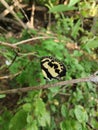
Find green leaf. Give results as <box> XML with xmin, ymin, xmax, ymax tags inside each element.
<box><xmin>86</xmin><ymin>38</ymin><xmax>98</xmax><ymax>48</ymax></box>
<box><xmin>49</xmin><ymin>4</ymin><xmax>76</xmax><ymax>13</ymax></box>
<box><xmin>60</xmin><ymin>119</ymin><xmax>83</xmax><ymax>130</ymax></box>
<box><xmin>0</xmin><ymin>94</ymin><xmax>6</xmax><ymax>98</ymax></box>
<box><xmin>71</xmin><ymin>20</ymin><xmax>81</xmax><ymax>39</ymax></box>
<box><xmin>38</xmin><ymin>112</ymin><xmax>50</xmax><ymax>126</ymax></box>
<box><xmin>35</xmin><ymin>98</ymin><xmax>46</xmax><ymax>116</ymax></box>
<box><xmin>74</xmin><ymin>105</ymin><xmax>88</xmax><ymax>124</ymax></box>
<box><xmin>27</xmin><ymin>115</ymin><xmax>33</xmax><ymax>124</ymax></box>
<box><xmin>0</xmin><ymin>110</ymin><xmax>12</xmax><ymax>130</ymax></box>
<box><xmin>35</xmin><ymin>98</ymin><xmax>50</xmax><ymax>126</ymax></box>
<box><xmin>60</xmin><ymin>120</ymin><xmax>72</xmax><ymax>130</ymax></box>
<box><xmin>9</xmin><ymin>110</ymin><xmax>27</xmax><ymax>130</ymax></box>
<box><xmin>68</xmin><ymin>0</ymin><xmax>80</xmax><ymax>7</ymax></box>
<box><xmin>73</xmin><ymin>88</ymin><xmax>83</xmax><ymax>102</ymax></box>
<box><xmin>0</xmin><ymin>36</ymin><xmax>6</xmax><ymax>41</ymax></box>
<box><xmin>17</xmin><ymin>11</ymin><xmax>24</xmax><ymax>19</ymax></box>
<box><xmin>26</xmin><ymin>120</ymin><xmax>38</xmax><ymax>130</ymax></box>
<box><xmin>61</xmin><ymin>105</ymin><xmax>68</xmax><ymax>117</ymax></box>
<box><xmin>22</xmin><ymin>103</ymin><xmax>32</xmax><ymax>112</ymax></box>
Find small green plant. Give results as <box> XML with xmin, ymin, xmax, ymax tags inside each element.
<box><xmin>0</xmin><ymin>0</ymin><xmax>98</xmax><ymax>130</ymax></box>
<box><xmin>1</xmin><ymin>35</ymin><xmax>98</xmax><ymax>129</ymax></box>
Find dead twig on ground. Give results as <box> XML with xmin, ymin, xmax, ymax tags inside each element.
<box><xmin>0</xmin><ymin>0</ymin><xmax>27</xmax><ymax>29</ymax></box>
<box><xmin>27</xmin><ymin>1</ymin><xmax>35</xmax><ymax>28</ymax></box>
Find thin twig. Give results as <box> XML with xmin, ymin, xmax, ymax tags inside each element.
<box><xmin>0</xmin><ymin>5</ymin><xmax>14</xmax><ymax>16</ymax></box>
<box><xmin>30</xmin><ymin>1</ymin><xmax>35</xmax><ymax>28</ymax></box>
<box><xmin>0</xmin><ymin>71</ymin><xmax>21</xmax><ymax>80</ymax></box>
<box><xmin>0</xmin><ymin>72</ymin><xmax>98</xmax><ymax>94</ymax></box>
<box><xmin>0</xmin><ymin>36</ymin><xmax>55</xmax><ymax>49</ymax></box>
<box><xmin>13</xmin><ymin>0</ymin><xmax>29</xmax><ymax>23</ymax></box>
<box><xmin>14</xmin><ymin>36</ymin><xmax>55</xmax><ymax>46</ymax></box>
<box><xmin>0</xmin><ymin>41</ymin><xmax>18</xmax><ymax>49</ymax></box>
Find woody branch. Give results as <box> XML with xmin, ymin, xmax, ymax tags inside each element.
<box><xmin>0</xmin><ymin>71</ymin><xmax>98</xmax><ymax>94</ymax></box>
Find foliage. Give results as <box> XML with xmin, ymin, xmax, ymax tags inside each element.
<box><xmin>8</xmin><ymin>91</ymin><xmax>50</xmax><ymax>130</ymax></box>
<box><xmin>0</xmin><ymin>0</ymin><xmax>98</xmax><ymax>130</ymax></box>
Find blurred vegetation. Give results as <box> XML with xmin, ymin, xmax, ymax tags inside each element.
<box><xmin>0</xmin><ymin>0</ymin><xmax>98</xmax><ymax>130</ymax></box>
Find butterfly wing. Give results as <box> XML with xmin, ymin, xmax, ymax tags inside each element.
<box><xmin>41</xmin><ymin>56</ymin><xmax>66</xmax><ymax>80</ymax></box>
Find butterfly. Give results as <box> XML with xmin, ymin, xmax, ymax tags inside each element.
<box><xmin>40</xmin><ymin>56</ymin><xmax>66</xmax><ymax>80</ymax></box>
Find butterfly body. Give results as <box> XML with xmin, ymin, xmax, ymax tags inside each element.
<box><xmin>41</xmin><ymin>56</ymin><xmax>66</xmax><ymax>80</ymax></box>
